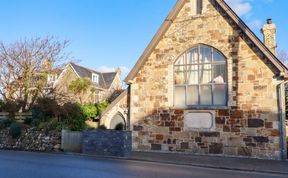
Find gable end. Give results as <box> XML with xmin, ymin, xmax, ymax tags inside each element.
<box><xmin>125</xmin><ymin>0</ymin><xmax>288</xmax><ymax>83</ymax></box>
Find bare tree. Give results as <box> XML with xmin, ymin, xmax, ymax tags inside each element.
<box><xmin>0</xmin><ymin>36</ymin><xmax>69</xmax><ymax>112</ymax></box>
<box><xmin>277</xmin><ymin>50</ymin><xmax>288</xmax><ymax>66</ymax></box>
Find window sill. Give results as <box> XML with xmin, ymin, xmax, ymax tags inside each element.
<box><xmin>171</xmin><ymin>106</ymin><xmax>230</xmax><ymax>110</ymax></box>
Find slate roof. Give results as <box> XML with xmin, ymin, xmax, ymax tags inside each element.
<box><xmin>69</xmin><ymin>63</ymin><xmax>118</xmax><ymax>89</ymax></box>
<box><xmin>102</xmin><ymin>72</ymin><xmax>118</xmax><ymax>88</ymax></box>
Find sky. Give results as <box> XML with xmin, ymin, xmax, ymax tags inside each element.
<box><xmin>0</xmin><ymin>0</ymin><xmax>287</xmax><ymax>78</ymax></box>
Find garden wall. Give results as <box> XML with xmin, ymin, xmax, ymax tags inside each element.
<box><xmin>0</xmin><ymin>127</ymin><xmax>61</xmax><ymax>152</ymax></box>
<box><xmin>82</xmin><ymin>130</ymin><xmax>132</xmax><ymax>157</ymax></box>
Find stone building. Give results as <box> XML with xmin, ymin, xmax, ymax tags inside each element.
<box><xmin>52</xmin><ymin>63</ymin><xmax>122</xmax><ymax>104</ymax></box>
<box><xmin>101</xmin><ymin>0</ymin><xmax>288</xmax><ymax>160</ymax></box>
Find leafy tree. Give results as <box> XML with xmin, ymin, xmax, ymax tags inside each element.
<box><xmin>68</xmin><ymin>78</ymin><xmax>91</xmax><ymax>104</ymax></box>
<box><xmin>96</xmin><ymin>100</ymin><xmax>109</xmax><ymax>116</ymax></box>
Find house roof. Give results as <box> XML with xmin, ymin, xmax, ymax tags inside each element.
<box><xmin>100</xmin><ymin>89</ymin><xmax>128</xmax><ymax>117</ymax></box>
<box><xmin>102</xmin><ymin>72</ymin><xmax>118</xmax><ymax>88</ymax></box>
<box><xmin>69</xmin><ymin>63</ymin><xmax>118</xmax><ymax>89</ymax></box>
<box><xmin>125</xmin><ymin>0</ymin><xmax>288</xmax><ymax>83</ymax></box>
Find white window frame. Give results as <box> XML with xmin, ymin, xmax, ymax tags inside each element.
<box><xmin>92</xmin><ymin>73</ymin><xmax>99</xmax><ymax>83</ymax></box>
<box><xmin>174</xmin><ymin>45</ymin><xmax>228</xmax><ymax>108</ymax></box>
<box><xmin>47</xmin><ymin>74</ymin><xmax>57</xmax><ymax>83</ymax></box>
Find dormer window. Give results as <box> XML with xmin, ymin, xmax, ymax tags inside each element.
<box><xmin>196</xmin><ymin>0</ymin><xmax>203</xmax><ymax>15</ymax></box>
<box><xmin>92</xmin><ymin>73</ymin><xmax>99</xmax><ymax>83</ymax></box>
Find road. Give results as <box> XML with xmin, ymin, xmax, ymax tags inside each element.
<box><xmin>0</xmin><ymin>151</ymin><xmax>286</xmax><ymax>178</ymax></box>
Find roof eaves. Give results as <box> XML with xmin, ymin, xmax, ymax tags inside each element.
<box><xmin>100</xmin><ymin>89</ymin><xmax>128</xmax><ymax>117</ymax></box>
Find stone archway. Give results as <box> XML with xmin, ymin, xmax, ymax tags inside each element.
<box><xmin>109</xmin><ymin>112</ymin><xmax>126</xmax><ymax>130</ymax></box>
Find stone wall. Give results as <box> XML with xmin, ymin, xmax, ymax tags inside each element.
<box><xmin>129</xmin><ymin>0</ymin><xmax>283</xmax><ymax>159</ymax></box>
<box><xmin>0</xmin><ymin>127</ymin><xmax>61</xmax><ymax>152</ymax></box>
<box><xmin>133</xmin><ymin>109</ymin><xmax>280</xmax><ymax>159</ymax></box>
<box><xmin>82</xmin><ymin>130</ymin><xmax>132</xmax><ymax>157</ymax></box>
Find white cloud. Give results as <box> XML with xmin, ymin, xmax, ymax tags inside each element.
<box><xmin>95</xmin><ymin>66</ymin><xmax>116</xmax><ymax>73</ymax></box>
<box><xmin>225</xmin><ymin>0</ymin><xmax>252</xmax><ymax>17</ymax></box>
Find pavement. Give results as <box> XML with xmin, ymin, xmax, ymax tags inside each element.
<box><xmin>0</xmin><ymin>150</ymin><xmax>287</xmax><ymax>178</ymax></box>
<box><xmin>127</xmin><ymin>151</ymin><xmax>288</xmax><ymax>175</ymax></box>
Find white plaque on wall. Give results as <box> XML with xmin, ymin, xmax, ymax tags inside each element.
<box><xmin>184</xmin><ymin>111</ymin><xmax>215</xmax><ymax>131</ymax></box>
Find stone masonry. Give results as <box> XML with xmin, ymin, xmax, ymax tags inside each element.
<box><xmin>82</xmin><ymin>130</ymin><xmax>132</xmax><ymax>157</ymax></box>
<box><xmin>129</xmin><ymin>0</ymin><xmax>283</xmax><ymax>159</ymax></box>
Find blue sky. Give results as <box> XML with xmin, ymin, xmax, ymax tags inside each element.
<box><xmin>0</xmin><ymin>0</ymin><xmax>287</xmax><ymax>77</ymax></box>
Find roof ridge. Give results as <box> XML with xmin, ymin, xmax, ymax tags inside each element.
<box><xmin>70</xmin><ymin>62</ymin><xmax>102</xmax><ymax>74</ymax></box>
<box><xmin>102</xmin><ymin>71</ymin><xmax>117</xmax><ymax>74</ymax></box>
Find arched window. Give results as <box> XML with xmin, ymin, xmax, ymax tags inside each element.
<box><xmin>174</xmin><ymin>45</ymin><xmax>227</xmax><ymax>107</ymax></box>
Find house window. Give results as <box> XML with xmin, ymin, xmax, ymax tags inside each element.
<box><xmin>174</xmin><ymin>45</ymin><xmax>227</xmax><ymax>107</ymax></box>
<box><xmin>47</xmin><ymin>74</ymin><xmax>57</xmax><ymax>83</ymax></box>
<box><xmin>196</xmin><ymin>0</ymin><xmax>203</xmax><ymax>15</ymax></box>
<box><xmin>92</xmin><ymin>73</ymin><xmax>99</xmax><ymax>83</ymax></box>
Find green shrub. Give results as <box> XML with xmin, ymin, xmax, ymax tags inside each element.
<box><xmin>37</xmin><ymin>119</ymin><xmax>63</xmax><ymax>131</ymax></box>
<box><xmin>114</xmin><ymin>123</ymin><xmax>125</xmax><ymax>131</ymax></box>
<box><xmin>31</xmin><ymin>97</ymin><xmax>62</xmax><ymax>126</ymax></box>
<box><xmin>96</xmin><ymin>100</ymin><xmax>109</xmax><ymax>116</ymax></box>
<box><xmin>9</xmin><ymin>123</ymin><xmax>22</xmax><ymax>138</ymax></box>
<box><xmin>0</xmin><ymin>119</ymin><xmax>13</xmax><ymax>129</ymax></box>
<box><xmin>61</xmin><ymin>103</ymin><xmax>86</xmax><ymax>131</ymax></box>
<box><xmin>81</xmin><ymin>104</ymin><xmax>97</xmax><ymax>120</ymax></box>
<box><xmin>24</xmin><ymin>117</ymin><xmax>33</xmax><ymax>125</ymax></box>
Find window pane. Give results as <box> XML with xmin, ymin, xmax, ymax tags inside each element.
<box><xmin>175</xmin><ymin>66</ymin><xmax>186</xmax><ymax>85</ymax></box>
<box><xmin>212</xmin><ymin>64</ymin><xmax>226</xmax><ymax>83</ymax></box>
<box><xmin>213</xmin><ymin>85</ymin><xmax>227</xmax><ymax>105</ymax></box>
<box><xmin>200</xmin><ymin>85</ymin><xmax>212</xmax><ymax>105</ymax></box>
<box><xmin>200</xmin><ymin>46</ymin><xmax>212</xmax><ymax>63</ymax></box>
<box><xmin>213</xmin><ymin>50</ymin><xmax>225</xmax><ymax>62</ymax></box>
<box><xmin>187</xmin><ymin>48</ymin><xmax>198</xmax><ymax>64</ymax></box>
<box><xmin>175</xmin><ymin>86</ymin><xmax>186</xmax><ymax>107</ymax></box>
<box><xmin>187</xmin><ymin>65</ymin><xmax>198</xmax><ymax>84</ymax></box>
<box><xmin>199</xmin><ymin>64</ymin><xmax>212</xmax><ymax>84</ymax></box>
<box><xmin>175</xmin><ymin>54</ymin><xmax>185</xmax><ymax>65</ymax></box>
<box><xmin>187</xmin><ymin>86</ymin><xmax>199</xmax><ymax>105</ymax></box>
<box><xmin>196</xmin><ymin>0</ymin><xmax>203</xmax><ymax>15</ymax></box>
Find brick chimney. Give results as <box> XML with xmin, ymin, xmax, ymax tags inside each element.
<box><xmin>261</xmin><ymin>18</ymin><xmax>277</xmax><ymax>54</ymax></box>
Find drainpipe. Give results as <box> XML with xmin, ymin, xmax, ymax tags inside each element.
<box><xmin>278</xmin><ymin>80</ymin><xmax>287</xmax><ymax>160</ymax></box>
<box><xmin>126</xmin><ymin>80</ymin><xmax>133</xmax><ymax>131</ymax></box>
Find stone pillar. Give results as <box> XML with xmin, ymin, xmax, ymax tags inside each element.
<box><xmin>261</xmin><ymin>19</ymin><xmax>277</xmax><ymax>54</ymax></box>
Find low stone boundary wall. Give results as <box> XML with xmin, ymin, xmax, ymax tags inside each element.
<box><xmin>82</xmin><ymin>130</ymin><xmax>132</xmax><ymax>157</ymax></box>
<box><xmin>0</xmin><ymin>127</ymin><xmax>61</xmax><ymax>152</ymax></box>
